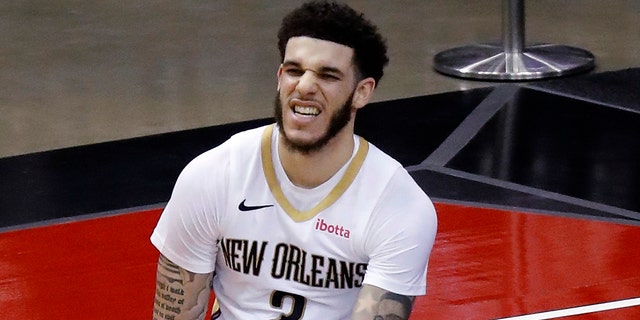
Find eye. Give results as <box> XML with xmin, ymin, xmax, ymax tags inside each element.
<box><xmin>284</xmin><ymin>68</ymin><xmax>304</xmax><ymax>77</ymax></box>
<box><xmin>319</xmin><ymin>73</ymin><xmax>340</xmax><ymax>81</ymax></box>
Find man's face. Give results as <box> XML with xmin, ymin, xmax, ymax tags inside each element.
<box><xmin>275</xmin><ymin>36</ymin><xmax>360</xmax><ymax>154</ymax></box>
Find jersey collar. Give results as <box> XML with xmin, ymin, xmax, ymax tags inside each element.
<box><xmin>261</xmin><ymin>124</ymin><xmax>369</xmax><ymax>222</ymax></box>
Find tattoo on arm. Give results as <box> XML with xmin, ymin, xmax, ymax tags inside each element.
<box><xmin>153</xmin><ymin>255</ymin><xmax>213</xmax><ymax>320</ymax></box>
<box><xmin>351</xmin><ymin>284</ymin><xmax>415</xmax><ymax>320</ymax></box>
<box><xmin>374</xmin><ymin>292</ymin><xmax>414</xmax><ymax>320</ymax></box>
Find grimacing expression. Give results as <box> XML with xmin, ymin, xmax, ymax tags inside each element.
<box><xmin>275</xmin><ymin>36</ymin><xmax>364</xmax><ymax>154</ymax></box>
<box><xmin>275</xmin><ymin>90</ymin><xmax>354</xmax><ymax>154</ymax></box>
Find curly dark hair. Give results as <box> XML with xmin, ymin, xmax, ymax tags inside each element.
<box><xmin>277</xmin><ymin>1</ymin><xmax>389</xmax><ymax>86</ymax></box>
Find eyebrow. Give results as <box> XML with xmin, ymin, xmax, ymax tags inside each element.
<box><xmin>282</xmin><ymin>60</ymin><xmax>345</xmax><ymax>77</ymax></box>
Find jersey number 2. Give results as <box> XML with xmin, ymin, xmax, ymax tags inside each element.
<box><xmin>270</xmin><ymin>290</ymin><xmax>307</xmax><ymax>320</ymax></box>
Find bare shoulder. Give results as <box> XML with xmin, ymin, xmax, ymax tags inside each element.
<box><xmin>351</xmin><ymin>284</ymin><xmax>415</xmax><ymax>320</ymax></box>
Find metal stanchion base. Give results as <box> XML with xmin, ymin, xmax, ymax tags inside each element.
<box><xmin>433</xmin><ymin>43</ymin><xmax>595</xmax><ymax>81</ymax></box>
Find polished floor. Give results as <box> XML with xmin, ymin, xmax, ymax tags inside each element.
<box><xmin>2</xmin><ymin>1</ymin><xmax>640</xmax><ymax>319</ymax></box>
<box><xmin>1</xmin><ymin>0</ymin><xmax>639</xmax><ymax>158</ymax></box>
<box><xmin>3</xmin><ymin>204</ymin><xmax>640</xmax><ymax>319</ymax></box>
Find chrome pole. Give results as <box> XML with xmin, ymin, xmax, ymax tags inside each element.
<box><xmin>503</xmin><ymin>0</ymin><xmax>524</xmax><ymax>54</ymax></box>
<box><xmin>433</xmin><ymin>0</ymin><xmax>595</xmax><ymax>81</ymax></box>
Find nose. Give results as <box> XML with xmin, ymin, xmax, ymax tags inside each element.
<box><xmin>295</xmin><ymin>70</ymin><xmax>318</xmax><ymax>96</ymax></box>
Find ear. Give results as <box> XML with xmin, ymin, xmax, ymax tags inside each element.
<box><xmin>351</xmin><ymin>77</ymin><xmax>376</xmax><ymax>110</ymax></box>
<box><xmin>276</xmin><ymin>64</ymin><xmax>283</xmax><ymax>91</ymax></box>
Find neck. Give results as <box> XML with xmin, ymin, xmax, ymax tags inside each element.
<box><xmin>278</xmin><ymin>129</ymin><xmax>355</xmax><ymax>189</ymax></box>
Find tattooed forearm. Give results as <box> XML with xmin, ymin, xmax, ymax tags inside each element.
<box><xmin>351</xmin><ymin>284</ymin><xmax>415</xmax><ymax>320</ymax></box>
<box><xmin>153</xmin><ymin>255</ymin><xmax>213</xmax><ymax>320</ymax></box>
<box><xmin>374</xmin><ymin>292</ymin><xmax>414</xmax><ymax>320</ymax></box>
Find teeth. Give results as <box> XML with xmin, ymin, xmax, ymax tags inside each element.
<box><xmin>294</xmin><ymin>105</ymin><xmax>320</xmax><ymax>116</ymax></box>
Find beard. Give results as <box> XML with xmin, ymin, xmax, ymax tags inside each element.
<box><xmin>274</xmin><ymin>91</ymin><xmax>354</xmax><ymax>155</ymax></box>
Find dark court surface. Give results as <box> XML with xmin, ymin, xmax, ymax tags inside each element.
<box><xmin>1</xmin><ymin>68</ymin><xmax>639</xmax><ymax>229</ymax></box>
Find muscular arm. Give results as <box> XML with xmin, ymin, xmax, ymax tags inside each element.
<box><xmin>153</xmin><ymin>254</ymin><xmax>213</xmax><ymax>320</ymax></box>
<box><xmin>350</xmin><ymin>284</ymin><xmax>415</xmax><ymax>320</ymax></box>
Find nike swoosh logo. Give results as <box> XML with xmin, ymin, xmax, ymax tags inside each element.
<box><xmin>238</xmin><ymin>199</ymin><xmax>274</xmax><ymax>212</ymax></box>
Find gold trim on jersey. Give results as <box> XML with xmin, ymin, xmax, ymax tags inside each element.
<box><xmin>210</xmin><ymin>298</ymin><xmax>221</xmax><ymax>319</ymax></box>
<box><xmin>261</xmin><ymin>124</ymin><xmax>369</xmax><ymax>222</ymax></box>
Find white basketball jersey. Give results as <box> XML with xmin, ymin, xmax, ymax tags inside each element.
<box><xmin>151</xmin><ymin>124</ymin><xmax>437</xmax><ymax>320</ymax></box>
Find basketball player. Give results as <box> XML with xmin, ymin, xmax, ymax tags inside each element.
<box><xmin>151</xmin><ymin>1</ymin><xmax>438</xmax><ymax>319</ymax></box>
